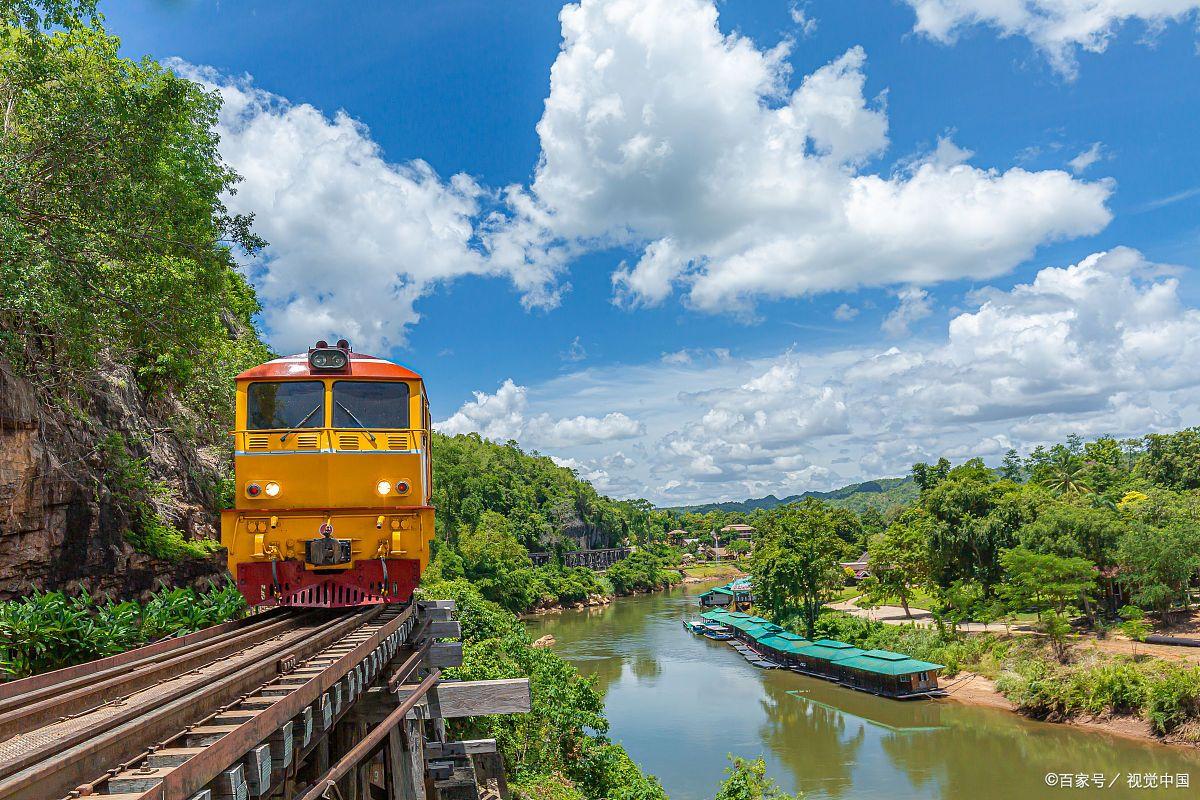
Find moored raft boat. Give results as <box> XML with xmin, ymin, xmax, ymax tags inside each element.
<box><xmin>698</xmin><ymin>607</ymin><xmax>944</xmax><ymax>697</ymax></box>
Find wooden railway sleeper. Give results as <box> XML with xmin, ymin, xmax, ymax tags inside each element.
<box><xmin>84</xmin><ymin>606</ymin><xmax>418</xmax><ymax>800</ymax></box>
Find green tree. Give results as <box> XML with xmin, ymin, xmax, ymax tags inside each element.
<box><xmin>726</xmin><ymin>539</ymin><xmax>752</xmax><ymax>558</ymax></box>
<box><xmin>999</xmin><ymin>547</ymin><xmax>1096</xmax><ymax>618</ymax></box>
<box><xmin>921</xmin><ymin>461</ymin><xmax>1034</xmax><ymax>595</ymax></box>
<box><xmin>1040</xmin><ymin>610</ymin><xmax>1074</xmax><ymax>662</ymax></box>
<box><xmin>1117</xmin><ymin>523</ymin><xmax>1200</xmax><ymax>619</ymax></box>
<box><xmin>861</xmin><ymin>513</ymin><xmax>931</xmax><ymax>619</ymax></box>
<box><xmin>714</xmin><ymin>757</ymin><xmax>799</xmax><ymax>800</ymax></box>
<box><xmin>1016</xmin><ymin>502</ymin><xmax>1123</xmax><ymax>569</ymax></box>
<box><xmin>750</xmin><ymin>499</ymin><xmax>845</xmax><ymax>639</ymax></box>
<box><xmin>1</xmin><ymin>10</ymin><xmax>267</xmax><ymax>393</ymax></box>
<box><xmin>1041</xmin><ymin>446</ymin><xmax>1092</xmax><ymax>495</ymax></box>
<box><xmin>1000</xmin><ymin>448</ymin><xmax>1024</xmax><ymax>482</ymax></box>
<box><xmin>911</xmin><ymin>458</ymin><xmax>951</xmax><ymax>493</ymax></box>
<box><xmin>1118</xmin><ymin>605</ymin><xmax>1151</xmax><ymax>657</ymax></box>
<box><xmin>1140</xmin><ymin>428</ymin><xmax>1200</xmax><ymax>490</ymax></box>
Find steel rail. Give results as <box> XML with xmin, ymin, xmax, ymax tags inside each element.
<box><xmin>296</xmin><ymin>669</ymin><xmax>441</xmax><ymax>800</ymax></box>
<box><xmin>0</xmin><ymin>608</ymin><xmax>288</xmax><ymax>706</ymax></box>
<box><xmin>0</xmin><ymin>610</ymin><xmax>316</xmax><ymax>739</ymax></box>
<box><xmin>0</xmin><ymin>610</ymin><xmax>376</xmax><ymax>800</ymax></box>
<box><xmin>133</xmin><ymin>603</ymin><xmax>415</xmax><ymax>800</ymax></box>
<box><xmin>386</xmin><ymin>631</ymin><xmax>431</xmax><ymax>693</ymax></box>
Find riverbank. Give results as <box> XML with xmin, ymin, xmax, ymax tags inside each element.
<box><xmin>522</xmin><ymin>561</ymin><xmax>741</xmax><ymax>615</ymax></box>
<box><xmin>677</xmin><ymin>561</ymin><xmax>747</xmax><ymax>584</ymax></box>
<box><xmin>939</xmin><ymin>670</ymin><xmax>1199</xmax><ymax>748</ymax></box>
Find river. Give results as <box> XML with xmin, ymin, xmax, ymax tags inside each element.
<box><xmin>525</xmin><ymin>582</ymin><xmax>1200</xmax><ymax>799</ymax></box>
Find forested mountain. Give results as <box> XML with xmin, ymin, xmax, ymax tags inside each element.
<box><xmin>667</xmin><ymin>476</ymin><xmax>917</xmax><ymax>515</ymax></box>
<box><xmin>431</xmin><ymin>432</ymin><xmax>668</xmax><ymax>551</ymax></box>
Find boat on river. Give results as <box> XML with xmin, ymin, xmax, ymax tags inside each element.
<box><xmin>700</xmin><ymin>623</ymin><xmax>734</xmax><ymax>640</ymax></box>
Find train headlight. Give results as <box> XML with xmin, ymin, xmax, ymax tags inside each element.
<box><xmin>309</xmin><ymin>347</ymin><xmax>349</xmax><ymax>371</ymax></box>
<box><xmin>395</xmin><ymin>480</ymin><xmax>411</xmax><ymax>495</ymax></box>
<box><xmin>264</xmin><ymin>481</ymin><xmax>281</xmax><ymax>498</ymax></box>
<box><xmin>376</xmin><ymin>480</ymin><xmax>393</xmax><ymax>496</ymax></box>
<box><xmin>246</xmin><ymin>482</ymin><xmax>263</xmax><ymax>498</ymax></box>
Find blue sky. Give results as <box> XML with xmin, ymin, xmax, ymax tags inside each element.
<box><xmin>107</xmin><ymin>0</ymin><xmax>1200</xmax><ymax>504</ymax></box>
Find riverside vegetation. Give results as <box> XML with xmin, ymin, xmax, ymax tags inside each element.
<box><xmin>732</xmin><ymin>432</ymin><xmax>1200</xmax><ymax>744</ymax></box>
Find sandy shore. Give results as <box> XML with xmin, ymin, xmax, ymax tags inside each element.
<box><xmin>941</xmin><ymin>671</ymin><xmax>1199</xmax><ymax>748</ymax></box>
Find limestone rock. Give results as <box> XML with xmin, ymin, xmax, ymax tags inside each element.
<box><xmin>0</xmin><ymin>357</ymin><xmax>226</xmax><ymax>600</ymax></box>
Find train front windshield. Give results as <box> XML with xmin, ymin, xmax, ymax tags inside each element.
<box><xmin>333</xmin><ymin>381</ymin><xmax>410</xmax><ymax>429</ymax></box>
<box><xmin>247</xmin><ymin>381</ymin><xmax>325</xmax><ymax>430</ymax></box>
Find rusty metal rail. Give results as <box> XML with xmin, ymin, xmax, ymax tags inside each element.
<box><xmin>0</xmin><ymin>602</ymin><xmax>428</xmax><ymax>800</ymax></box>
<box><xmin>0</xmin><ymin>609</ymin><xmax>312</xmax><ymax>740</ymax></box>
<box><xmin>296</xmin><ymin>669</ymin><xmax>440</xmax><ymax>800</ymax></box>
<box><xmin>138</xmin><ymin>603</ymin><xmax>416</xmax><ymax>800</ymax></box>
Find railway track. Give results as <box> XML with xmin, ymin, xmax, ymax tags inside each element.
<box><xmin>0</xmin><ymin>604</ymin><xmax>423</xmax><ymax>800</ymax></box>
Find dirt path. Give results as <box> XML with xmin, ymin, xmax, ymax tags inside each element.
<box><xmin>827</xmin><ymin>596</ymin><xmax>1014</xmax><ymax>633</ymax></box>
<box><xmin>827</xmin><ymin>596</ymin><xmax>1200</xmax><ymax>662</ymax></box>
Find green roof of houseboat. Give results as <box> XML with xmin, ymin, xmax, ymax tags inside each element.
<box><xmin>727</xmin><ymin>612</ymin><xmax>752</xmax><ymax>618</ymax></box>
<box><xmin>700</xmin><ymin>609</ymin><xmax>730</xmax><ymax>621</ymax></box>
<box><xmin>832</xmin><ymin>649</ymin><xmax>945</xmax><ymax>676</ymax></box>
<box><xmin>746</xmin><ymin>624</ymin><xmax>785</xmax><ymax>639</ymax></box>
<box><xmin>722</xmin><ymin>618</ymin><xmax>766</xmax><ymax>632</ymax></box>
<box><xmin>793</xmin><ymin>640</ymin><xmax>867</xmax><ymax>662</ymax></box>
<box><xmin>700</xmin><ymin>586</ymin><xmax>736</xmax><ymax>597</ymax></box>
<box><xmin>756</xmin><ymin>633</ymin><xmax>813</xmax><ymax>654</ymax></box>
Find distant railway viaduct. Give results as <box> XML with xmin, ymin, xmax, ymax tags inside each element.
<box><xmin>528</xmin><ymin>548</ymin><xmax>631</xmax><ymax>570</ymax></box>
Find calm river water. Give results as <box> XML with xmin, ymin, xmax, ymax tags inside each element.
<box><xmin>526</xmin><ymin>582</ymin><xmax>1200</xmax><ymax>800</ymax></box>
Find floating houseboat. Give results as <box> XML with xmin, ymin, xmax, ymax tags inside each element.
<box><xmin>698</xmin><ymin>578</ymin><xmax>754</xmax><ymax>610</ymax></box>
<box><xmin>686</xmin><ymin>618</ymin><xmax>735</xmax><ymax>640</ymax></box>
<box><xmin>699</xmin><ymin>608</ymin><xmax>943</xmax><ymax>698</ymax></box>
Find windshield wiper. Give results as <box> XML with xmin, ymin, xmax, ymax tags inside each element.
<box><xmin>335</xmin><ymin>400</ymin><xmax>377</xmax><ymax>443</ymax></box>
<box><xmin>279</xmin><ymin>404</ymin><xmax>323</xmax><ymax>442</ymax></box>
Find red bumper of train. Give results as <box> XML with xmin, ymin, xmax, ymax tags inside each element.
<box><xmin>236</xmin><ymin>558</ymin><xmax>420</xmax><ymax>608</ymax></box>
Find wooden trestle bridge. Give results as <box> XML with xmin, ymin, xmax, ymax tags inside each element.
<box><xmin>0</xmin><ymin>601</ymin><xmax>529</xmax><ymax>800</ymax></box>
<box><xmin>528</xmin><ymin>547</ymin><xmax>630</xmax><ymax>570</ymax></box>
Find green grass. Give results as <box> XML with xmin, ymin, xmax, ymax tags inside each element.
<box><xmin>682</xmin><ymin>562</ymin><xmax>748</xmax><ymax>580</ymax></box>
<box><xmin>830</xmin><ymin>585</ymin><xmax>862</xmax><ymax>602</ymax></box>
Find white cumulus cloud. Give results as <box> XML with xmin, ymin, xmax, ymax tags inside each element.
<box><xmin>435</xmin><ymin>379</ymin><xmax>645</xmax><ymax>449</ymax></box>
<box><xmin>173</xmin><ymin>63</ymin><xmax>547</xmax><ymax>354</ymax></box>
<box><xmin>1068</xmin><ymin>142</ymin><xmax>1105</xmax><ymax>174</ymax></box>
<box><xmin>905</xmin><ymin>0</ymin><xmax>1200</xmax><ymax>77</ymax></box>
<box><xmin>468</xmin><ymin>247</ymin><xmax>1200</xmax><ymax>504</ymax></box>
<box><xmin>881</xmin><ymin>287</ymin><xmax>933</xmax><ymax>337</ymax></box>
<box><xmin>489</xmin><ymin>0</ymin><xmax>1112</xmax><ymax>315</ymax></box>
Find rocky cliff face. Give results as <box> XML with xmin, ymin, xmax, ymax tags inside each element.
<box><xmin>0</xmin><ymin>359</ymin><xmax>226</xmax><ymax>600</ymax></box>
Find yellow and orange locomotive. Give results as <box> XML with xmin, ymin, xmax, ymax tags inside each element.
<box><xmin>220</xmin><ymin>340</ymin><xmax>433</xmax><ymax>608</ymax></box>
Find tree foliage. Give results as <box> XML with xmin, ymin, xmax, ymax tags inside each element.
<box><xmin>714</xmin><ymin>757</ymin><xmax>798</xmax><ymax>800</ymax></box>
<box><xmin>751</xmin><ymin>499</ymin><xmax>846</xmax><ymax>639</ymax></box>
<box><xmin>1</xmin><ymin>5</ymin><xmax>269</xmax><ymax>424</ymax></box>
<box><xmin>861</xmin><ymin>510</ymin><xmax>931</xmax><ymax>618</ymax></box>
<box><xmin>421</xmin><ymin>579</ymin><xmax>667</xmax><ymax>800</ymax></box>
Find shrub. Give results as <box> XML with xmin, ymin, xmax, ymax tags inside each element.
<box><xmin>101</xmin><ymin>432</ymin><xmax>218</xmax><ymax>561</ymax></box>
<box><xmin>605</xmin><ymin>551</ymin><xmax>680</xmax><ymax>596</ymax></box>
<box><xmin>0</xmin><ymin>582</ymin><xmax>246</xmax><ymax>679</ymax></box>
<box><xmin>1144</xmin><ymin>666</ymin><xmax>1200</xmax><ymax>735</ymax></box>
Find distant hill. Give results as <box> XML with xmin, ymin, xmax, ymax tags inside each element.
<box><xmin>665</xmin><ymin>476</ymin><xmax>917</xmax><ymax>515</ymax></box>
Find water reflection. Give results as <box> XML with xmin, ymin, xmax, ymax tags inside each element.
<box><xmin>526</xmin><ymin>583</ymin><xmax>1200</xmax><ymax>800</ymax></box>
<box><xmin>760</xmin><ymin>682</ymin><xmax>864</xmax><ymax>798</ymax></box>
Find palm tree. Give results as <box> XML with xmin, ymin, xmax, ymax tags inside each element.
<box><xmin>1045</xmin><ymin>449</ymin><xmax>1092</xmax><ymax>495</ymax></box>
